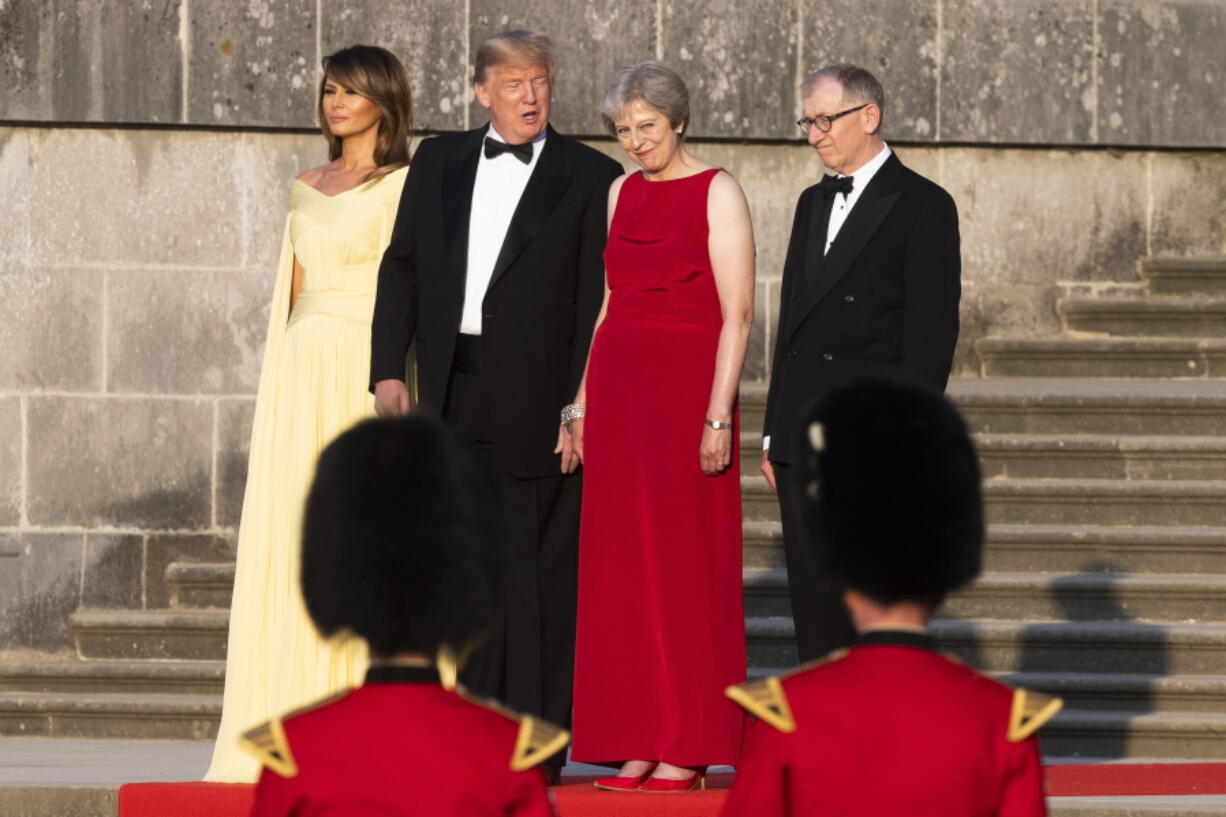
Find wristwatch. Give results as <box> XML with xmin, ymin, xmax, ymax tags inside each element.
<box><xmin>704</xmin><ymin>419</ymin><xmax>732</xmax><ymax>430</ymax></box>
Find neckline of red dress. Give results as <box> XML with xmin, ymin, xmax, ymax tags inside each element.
<box><xmin>638</xmin><ymin>167</ymin><xmax>721</xmax><ymax>184</ymax></box>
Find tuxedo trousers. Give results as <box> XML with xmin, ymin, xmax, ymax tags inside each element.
<box><xmin>774</xmin><ymin>459</ymin><xmax>857</xmax><ymax>663</ymax></box>
<box><xmin>445</xmin><ymin>335</ymin><xmax>579</xmax><ymax>766</ymax></box>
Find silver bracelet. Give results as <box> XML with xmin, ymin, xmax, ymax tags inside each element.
<box><xmin>561</xmin><ymin>403</ymin><xmax>586</xmax><ymax>426</ymax></box>
<box><xmin>705</xmin><ymin>419</ymin><xmax>732</xmax><ymax>430</ymax></box>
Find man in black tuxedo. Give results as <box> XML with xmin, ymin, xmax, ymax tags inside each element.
<box><xmin>761</xmin><ymin>64</ymin><xmax>961</xmax><ymax>663</ymax></box>
<box><xmin>369</xmin><ymin>30</ymin><xmax>622</xmax><ymax>771</ymax></box>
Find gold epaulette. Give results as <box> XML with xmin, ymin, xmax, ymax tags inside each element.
<box><xmin>511</xmin><ymin>716</ymin><xmax>570</xmax><ymax>772</ymax></box>
<box><xmin>239</xmin><ymin>718</ymin><xmax>298</xmax><ymax>778</ymax></box>
<box><xmin>1007</xmin><ymin>687</ymin><xmax>1063</xmax><ymax>743</ymax></box>
<box><xmin>724</xmin><ymin>650</ymin><xmax>848</xmax><ymax>733</ymax></box>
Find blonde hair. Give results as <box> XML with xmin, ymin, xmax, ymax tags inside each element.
<box><xmin>318</xmin><ymin>45</ymin><xmax>413</xmax><ymax>184</ymax></box>
<box><xmin>473</xmin><ymin>30</ymin><xmax>554</xmax><ymax>84</ymax></box>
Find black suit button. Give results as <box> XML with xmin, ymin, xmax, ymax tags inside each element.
<box><xmin>823</xmin><ymin>352</ymin><xmax>834</xmax><ymax>361</ymax></box>
<box><xmin>790</xmin><ymin>292</ymin><xmax>798</xmax><ymax>301</ymax></box>
<box><xmin>787</xmin><ymin>350</ymin><xmax>798</xmax><ymax>359</ymax></box>
<box><xmin>483</xmin><ymin>312</ymin><xmax>493</xmax><ymax>320</ymax></box>
<box><xmin>844</xmin><ymin>294</ymin><xmax>856</xmax><ymax>303</ymax></box>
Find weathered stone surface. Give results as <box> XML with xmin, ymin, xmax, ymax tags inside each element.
<box><xmin>145</xmin><ymin>534</ymin><xmax>235</xmax><ymax>609</ymax></box>
<box><xmin>81</xmin><ymin>535</ymin><xmax>143</xmax><ymax>609</ymax></box>
<box><xmin>107</xmin><ymin>269</ymin><xmax>268</xmax><ymax>395</ymax></box>
<box><xmin>746</xmin><ymin>279</ymin><xmax>769</xmax><ymax>383</ymax></box>
<box><xmin>469</xmin><ymin>0</ymin><xmax>657</xmax><ymax>136</ymax></box>
<box><xmin>1099</xmin><ymin>0</ymin><xmax>1225</xmax><ymax>148</ymax></box>
<box><xmin>802</xmin><ymin>0</ymin><xmax>939</xmax><ymax>142</ymax></box>
<box><xmin>941</xmin><ymin>0</ymin><xmax>1095</xmax><ymax>144</ymax></box>
<box><xmin>26</xmin><ymin>130</ymin><xmax>243</xmax><ymax>268</ymax></box>
<box><xmin>238</xmin><ymin>133</ymin><xmax>330</xmax><ymax>270</ymax></box>
<box><xmin>0</xmin><ymin>1</ymin><xmax>182</xmax><ymax>124</ymax></box>
<box><xmin>1149</xmin><ymin>152</ymin><xmax>1226</xmax><ymax>256</ymax></box>
<box><xmin>0</xmin><ymin>399</ymin><xmax>19</xmax><ymax>527</ymax></box>
<box><xmin>26</xmin><ymin>397</ymin><xmax>212</xmax><ymax>529</ymax></box>
<box><xmin>217</xmin><ymin>399</ymin><xmax>255</xmax><ymax>529</ymax></box>
<box><xmin>0</xmin><ymin>131</ymin><xmax>31</xmax><ymax>269</ymax></box>
<box><xmin>188</xmin><ymin>0</ymin><xmax>317</xmax><ymax>128</ymax></box>
<box><xmin>0</xmin><ymin>266</ymin><xmax>103</xmax><ymax>391</ymax></box>
<box><xmin>321</xmin><ymin>0</ymin><xmax>468</xmax><ymax>132</ymax></box>
<box><xmin>0</xmin><ymin>533</ymin><xmax>83</xmax><ymax>651</ymax></box>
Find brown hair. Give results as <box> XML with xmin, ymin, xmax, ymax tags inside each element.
<box><xmin>473</xmin><ymin>30</ymin><xmax>554</xmax><ymax>84</ymax></box>
<box><xmin>318</xmin><ymin>45</ymin><xmax>413</xmax><ymax>184</ymax></box>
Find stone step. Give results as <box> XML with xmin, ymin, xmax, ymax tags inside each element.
<box><xmin>987</xmin><ymin>525</ymin><xmax>1226</xmax><ymax>574</ymax></box>
<box><xmin>978</xmin><ymin>337</ymin><xmax>1226</xmax><ymax>378</ymax></box>
<box><xmin>744</xmin><ymin>569</ymin><xmax>1226</xmax><ymax>623</ymax></box>
<box><xmin>70</xmin><ymin>610</ymin><xmax>228</xmax><ymax>661</ymax></box>
<box><xmin>983</xmin><ymin>479</ymin><xmax>1226</xmax><ymax>527</ymax></box>
<box><xmin>1058</xmin><ymin>296</ymin><xmax>1226</xmax><ymax>338</ymax></box>
<box><xmin>742</xmin><ymin>476</ymin><xmax>780</xmax><ymax>522</ymax></box>
<box><xmin>167</xmin><ymin>562</ymin><xmax>234</xmax><ymax>610</ymax></box>
<box><xmin>1142</xmin><ymin>256</ymin><xmax>1226</xmax><ymax>296</ymax></box>
<box><xmin>746</xmin><ymin>617</ymin><xmax>1226</xmax><ymax>675</ymax></box>
<box><xmin>743</xmin><ymin>520</ymin><xmax>784</xmax><ymax>569</ymax></box>
<box><xmin>1038</xmin><ymin>711</ymin><xmax>1226</xmax><ymax>761</ymax></box>
<box><xmin>977</xmin><ymin>434</ymin><xmax>1226</xmax><ymax>480</ymax></box>
<box><xmin>998</xmin><ymin>672</ymin><xmax>1226</xmax><ymax>715</ymax></box>
<box><xmin>0</xmin><ymin>692</ymin><xmax>219</xmax><ymax>739</ymax></box>
<box><xmin>0</xmin><ymin>658</ymin><xmax>223</xmax><ymax>695</ymax></box>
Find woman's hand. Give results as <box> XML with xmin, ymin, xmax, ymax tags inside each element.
<box><xmin>570</xmin><ymin>417</ymin><xmax>585</xmax><ymax>464</ymax></box>
<box><xmin>700</xmin><ymin>424</ymin><xmax>732</xmax><ymax>475</ymax></box>
<box><xmin>556</xmin><ymin>424</ymin><xmax>580</xmax><ymax>474</ymax></box>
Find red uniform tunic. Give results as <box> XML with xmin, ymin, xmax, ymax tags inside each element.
<box><xmin>722</xmin><ymin>631</ymin><xmax>1061</xmax><ymax>817</ymax></box>
<box><xmin>243</xmin><ymin>666</ymin><xmax>564</xmax><ymax>817</ymax></box>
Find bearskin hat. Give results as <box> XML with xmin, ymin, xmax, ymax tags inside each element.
<box><xmin>800</xmin><ymin>375</ymin><xmax>984</xmax><ymax>606</ymax></box>
<box><xmin>301</xmin><ymin>415</ymin><xmax>506</xmax><ymax>658</ymax></box>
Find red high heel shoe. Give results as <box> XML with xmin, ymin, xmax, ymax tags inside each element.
<box><xmin>638</xmin><ymin>766</ymin><xmax>707</xmax><ymax>793</ymax></box>
<box><xmin>593</xmin><ymin>762</ymin><xmax>658</xmax><ymax>791</ymax></box>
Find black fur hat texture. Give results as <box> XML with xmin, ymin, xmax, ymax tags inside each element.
<box><xmin>301</xmin><ymin>415</ymin><xmax>506</xmax><ymax>658</ymax></box>
<box><xmin>800</xmin><ymin>374</ymin><xmax>984</xmax><ymax>606</ymax></box>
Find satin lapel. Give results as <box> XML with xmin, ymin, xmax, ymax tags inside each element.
<box><xmin>787</xmin><ymin>155</ymin><xmax>903</xmax><ymax>343</ymax></box>
<box><xmin>802</xmin><ymin>192</ymin><xmax>835</xmax><ymax>292</ymax></box>
<box><xmin>441</xmin><ymin>131</ymin><xmax>482</xmax><ymax>293</ymax></box>
<box><xmin>487</xmin><ymin>130</ymin><xmax>573</xmax><ymax>292</ymax></box>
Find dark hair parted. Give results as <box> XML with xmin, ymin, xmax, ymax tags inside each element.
<box><xmin>473</xmin><ymin>29</ymin><xmax>554</xmax><ymax>84</ymax></box>
<box><xmin>301</xmin><ymin>416</ymin><xmax>507</xmax><ymax>658</ymax></box>
<box><xmin>802</xmin><ymin>63</ymin><xmax>885</xmax><ymax>133</ymax></box>
<box><xmin>319</xmin><ymin>45</ymin><xmax>413</xmax><ymax>184</ymax></box>
<box><xmin>800</xmin><ymin>375</ymin><xmax>984</xmax><ymax>609</ymax></box>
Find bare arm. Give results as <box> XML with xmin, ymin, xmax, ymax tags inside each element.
<box><xmin>701</xmin><ymin>171</ymin><xmax>756</xmax><ymax>476</ymax></box>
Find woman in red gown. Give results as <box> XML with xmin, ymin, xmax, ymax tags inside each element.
<box><xmin>568</xmin><ymin>59</ymin><xmax>755</xmax><ymax>791</ymax></box>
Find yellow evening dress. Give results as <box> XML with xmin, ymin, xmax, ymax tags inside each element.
<box><xmin>205</xmin><ymin>166</ymin><xmax>408</xmax><ymax>782</ymax></box>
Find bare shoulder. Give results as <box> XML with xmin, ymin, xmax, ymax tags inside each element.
<box><xmin>608</xmin><ymin>172</ymin><xmax>634</xmax><ymax>211</ymax></box>
<box><xmin>707</xmin><ymin>170</ymin><xmax>751</xmax><ymax>224</ymax></box>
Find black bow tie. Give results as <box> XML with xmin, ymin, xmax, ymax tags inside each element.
<box><xmin>484</xmin><ymin>137</ymin><xmax>533</xmax><ymax>164</ymax></box>
<box><xmin>818</xmin><ymin>174</ymin><xmax>854</xmax><ymax>198</ymax></box>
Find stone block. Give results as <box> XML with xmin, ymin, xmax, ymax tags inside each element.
<box><xmin>661</xmin><ymin>0</ymin><xmax>798</xmax><ymax>139</ymax></box>
<box><xmin>107</xmin><ymin>268</ymin><xmax>269</xmax><ymax>394</ymax></box>
<box><xmin>188</xmin><ymin>0</ymin><xmax>317</xmax><ymax>127</ymax></box>
<box><xmin>217</xmin><ymin>399</ymin><xmax>255</xmax><ymax>530</ymax></box>
<box><xmin>0</xmin><ymin>1</ymin><xmax>182</xmax><ymax>124</ymax></box>
<box><xmin>0</xmin><ymin>266</ymin><xmax>103</xmax><ymax>391</ymax></box>
<box><xmin>238</xmin><ymin>132</ymin><xmax>331</xmax><ymax>270</ymax></box>
<box><xmin>145</xmin><ymin>534</ymin><xmax>235</xmax><ymax>609</ymax></box>
<box><xmin>943</xmin><ymin>147</ymin><xmax>1146</xmax><ymax>288</ymax></box>
<box><xmin>81</xmin><ymin>535</ymin><xmax>143</xmax><ymax>609</ymax></box>
<box><xmin>0</xmin><ymin>398</ymin><xmax>20</xmax><ymax>526</ymax></box>
<box><xmin>745</xmin><ymin>278</ymin><xmax>769</xmax><ymax>383</ymax></box>
<box><xmin>469</xmin><ymin>0</ymin><xmax>657</xmax><ymax>136</ymax></box>
<box><xmin>26</xmin><ymin>397</ymin><xmax>212</xmax><ymax>529</ymax></box>
<box><xmin>26</xmin><ymin>130</ymin><xmax>243</xmax><ymax>267</ymax></box>
<box><xmin>0</xmin><ymin>533</ymin><xmax>83</xmax><ymax>651</ymax></box>
<box><xmin>321</xmin><ymin>0</ymin><xmax>468</xmax><ymax>132</ymax></box>
<box><xmin>956</xmin><ymin>282</ymin><xmax>1061</xmax><ymax>375</ymax></box>
<box><xmin>1149</xmin><ymin>151</ymin><xmax>1226</xmax><ymax>256</ymax></box>
<box><xmin>802</xmin><ymin>0</ymin><xmax>939</xmax><ymax>141</ymax></box>
<box><xmin>0</xmin><ymin>131</ymin><xmax>32</xmax><ymax>269</ymax></box>
<box><xmin>941</xmin><ymin>0</ymin><xmax>1095</xmax><ymax>144</ymax></box>
<box><xmin>1098</xmin><ymin>0</ymin><xmax>1225</xmax><ymax>148</ymax></box>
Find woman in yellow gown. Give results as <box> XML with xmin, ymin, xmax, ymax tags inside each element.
<box><xmin>206</xmin><ymin>45</ymin><xmax>414</xmax><ymax>782</ymax></box>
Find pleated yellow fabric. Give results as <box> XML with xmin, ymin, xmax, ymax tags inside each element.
<box><xmin>204</xmin><ymin>167</ymin><xmax>408</xmax><ymax>782</ymax></box>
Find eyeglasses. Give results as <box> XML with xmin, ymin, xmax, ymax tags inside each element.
<box><xmin>796</xmin><ymin>103</ymin><xmax>869</xmax><ymax>134</ymax></box>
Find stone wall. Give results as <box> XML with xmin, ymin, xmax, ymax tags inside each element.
<box><xmin>1</xmin><ymin>0</ymin><xmax>1225</xmax><ymax>651</ymax></box>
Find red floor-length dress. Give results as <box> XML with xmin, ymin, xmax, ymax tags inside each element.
<box><xmin>572</xmin><ymin>168</ymin><xmax>746</xmax><ymax>767</ymax></box>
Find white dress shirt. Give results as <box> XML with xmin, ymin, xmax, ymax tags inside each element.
<box><xmin>764</xmin><ymin>142</ymin><xmax>893</xmax><ymax>452</ymax></box>
<box><xmin>459</xmin><ymin>125</ymin><xmax>547</xmax><ymax>335</ymax></box>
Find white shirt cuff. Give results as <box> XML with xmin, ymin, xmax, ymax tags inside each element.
<box><xmin>762</xmin><ymin>435</ymin><xmax>771</xmax><ymax>451</ymax></box>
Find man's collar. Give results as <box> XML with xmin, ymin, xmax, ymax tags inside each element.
<box><xmin>485</xmin><ymin>123</ymin><xmax>548</xmax><ymax>148</ymax></box>
<box><xmin>856</xmin><ymin>626</ymin><xmax>936</xmax><ymax>652</ymax></box>
<box><xmin>836</xmin><ymin>141</ymin><xmax>892</xmax><ymax>184</ymax></box>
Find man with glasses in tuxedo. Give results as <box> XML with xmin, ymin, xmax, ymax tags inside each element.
<box><xmin>760</xmin><ymin>64</ymin><xmax>962</xmax><ymax>664</ymax></box>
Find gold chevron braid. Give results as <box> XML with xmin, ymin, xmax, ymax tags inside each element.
<box><xmin>239</xmin><ymin>718</ymin><xmax>299</xmax><ymax>778</ymax></box>
<box><xmin>511</xmin><ymin>716</ymin><xmax>570</xmax><ymax>772</ymax></box>
<box><xmin>725</xmin><ymin>676</ymin><xmax>797</xmax><ymax>733</ymax></box>
<box><xmin>1007</xmin><ymin>688</ymin><xmax>1064</xmax><ymax>743</ymax></box>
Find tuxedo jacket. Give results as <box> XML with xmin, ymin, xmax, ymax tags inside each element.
<box><xmin>370</xmin><ymin>126</ymin><xmax>623</xmax><ymax>477</ymax></box>
<box><xmin>763</xmin><ymin>152</ymin><xmax>961</xmax><ymax>464</ymax></box>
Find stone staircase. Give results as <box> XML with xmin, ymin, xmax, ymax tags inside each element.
<box><xmin>4</xmin><ymin>256</ymin><xmax>1226</xmax><ymax>766</ymax></box>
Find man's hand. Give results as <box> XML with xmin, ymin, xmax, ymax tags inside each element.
<box><xmin>760</xmin><ymin>449</ymin><xmax>778</xmax><ymax>492</ymax></box>
<box><xmin>374</xmin><ymin>379</ymin><xmax>411</xmax><ymax>417</ymax></box>
<box><xmin>555</xmin><ymin>424</ymin><xmax>581</xmax><ymax>474</ymax></box>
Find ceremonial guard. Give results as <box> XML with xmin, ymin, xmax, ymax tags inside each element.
<box><xmin>243</xmin><ymin>416</ymin><xmax>564</xmax><ymax>817</ymax></box>
<box><xmin>723</xmin><ymin>376</ymin><xmax>1061</xmax><ymax>817</ymax></box>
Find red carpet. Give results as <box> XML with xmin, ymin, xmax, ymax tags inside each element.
<box><xmin>117</xmin><ymin>765</ymin><xmax>1226</xmax><ymax>816</ymax></box>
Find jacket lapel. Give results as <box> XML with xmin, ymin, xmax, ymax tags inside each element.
<box><xmin>787</xmin><ymin>153</ymin><xmax>903</xmax><ymax>342</ymax></box>
<box><xmin>441</xmin><ymin>129</ymin><xmax>483</xmax><ymax>294</ymax></box>
<box><xmin>486</xmin><ymin>126</ymin><xmax>573</xmax><ymax>293</ymax></box>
